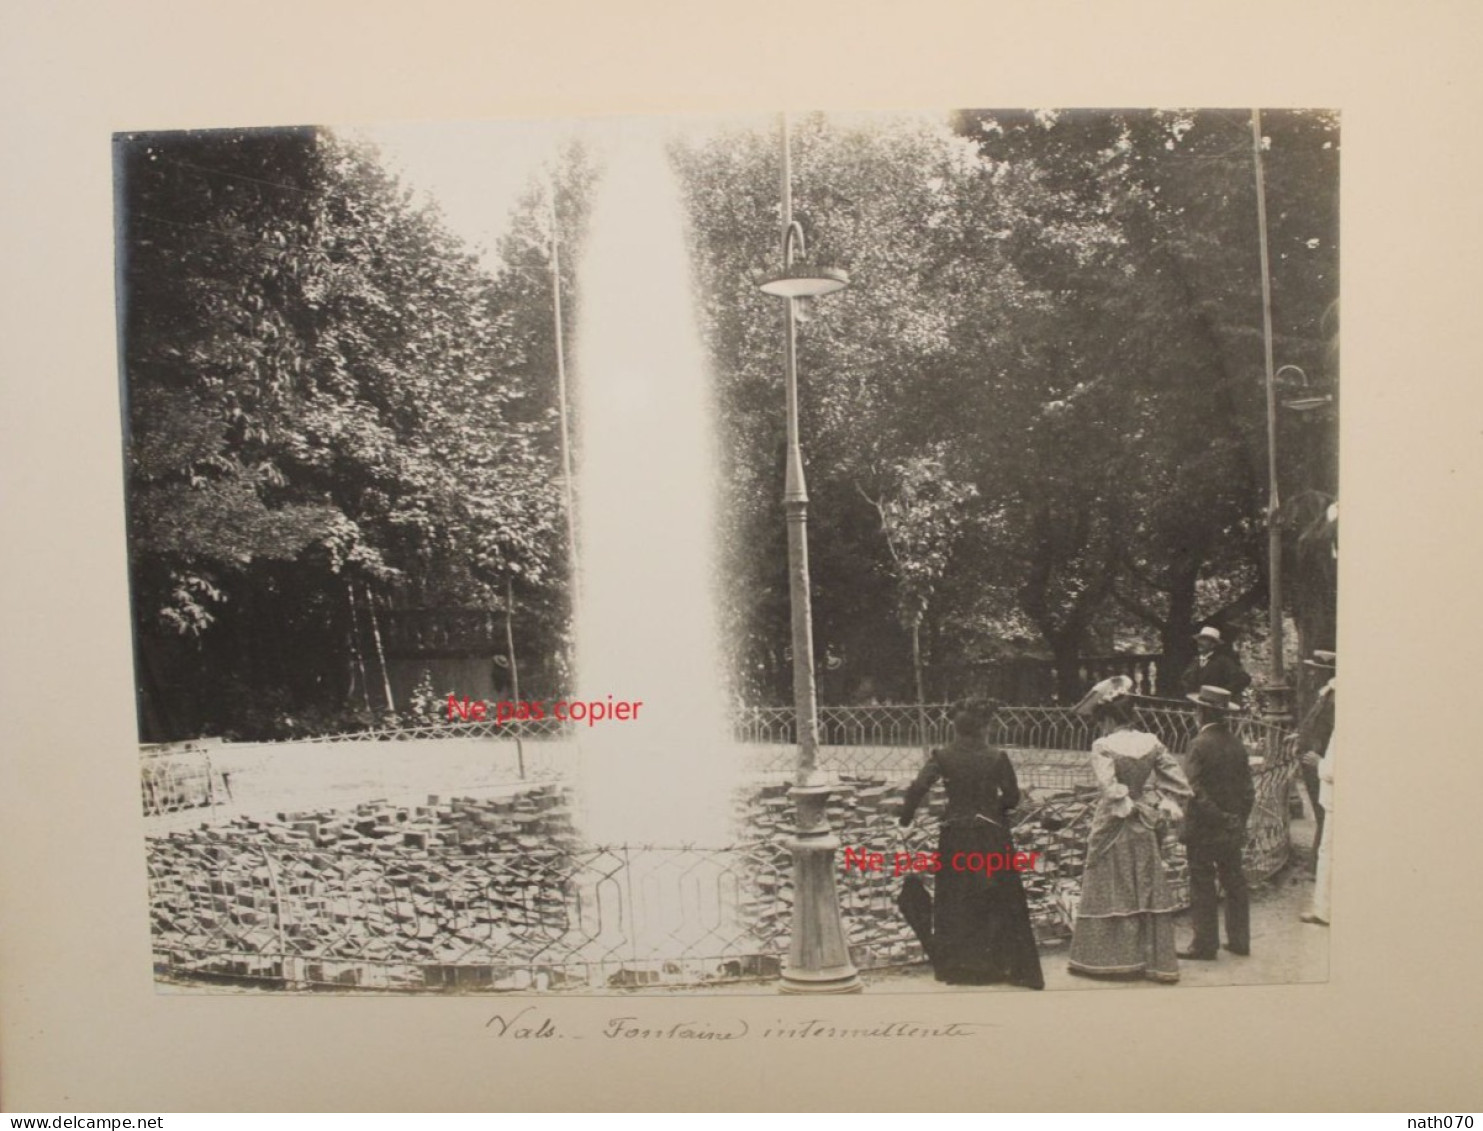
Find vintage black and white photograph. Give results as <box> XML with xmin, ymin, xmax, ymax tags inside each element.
<box><xmin>117</xmin><ymin>106</ymin><xmax>1340</xmax><ymax>996</ymax></box>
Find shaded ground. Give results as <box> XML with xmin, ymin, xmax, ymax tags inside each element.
<box><xmin>862</xmin><ymin>840</ymin><xmax>1328</xmax><ymax>994</ymax></box>
<box><xmin>143</xmin><ymin>739</ymin><xmax>1082</xmax><ymax>834</ymax></box>
<box><xmin>643</xmin><ymin>816</ymin><xmax>1329</xmax><ymax>996</ymax></box>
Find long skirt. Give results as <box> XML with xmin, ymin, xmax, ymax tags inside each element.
<box><xmin>1067</xmin><ymin>815</ymin><xmax>1180</xmax><ymax>982</ymax></box>
<box><xmin>931</xmin><ymin>820</ymin><xmax>1044</xmax><ymax>989</ymax></box>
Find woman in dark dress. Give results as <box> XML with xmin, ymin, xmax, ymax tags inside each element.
<box><xmin>898</xmin><ymin>701</ymin><xmax>1045</xmax><ymax>989</ymax></box>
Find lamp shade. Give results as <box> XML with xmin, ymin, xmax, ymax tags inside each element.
<box><xmin>1282</xmin><ymin>394</ymin><xmax>1334</xmax><ymax>413</ymax></box>
<box><xmin>756</xmin><ymin>264</ymin><xmax>850</xmax><ymax>298</ymax></box>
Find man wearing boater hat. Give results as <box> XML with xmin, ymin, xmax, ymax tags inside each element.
<box><xmin>1178</xmin><ymin>685</ymin><xmax>1256</xmax><ymax>960</ymax></box>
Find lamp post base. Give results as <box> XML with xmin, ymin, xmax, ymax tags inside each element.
<box><xmin>779</xmin><ymin>783</ymin><xmax>861</xmax><ymax>995</ymax></box>
<box><xmin>780</xmin><ymin>968</ymin><xmax>862</xmax><ymax>994</ymax></box>
<box><xmin>1257</xmin><ymin>682</ymin><xmax>1293</xmax><ymax>724</ymax></box>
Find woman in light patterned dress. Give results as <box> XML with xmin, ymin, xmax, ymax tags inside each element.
<box><xmin>1067</xmin><ymin>676</ymin><xmax>1193</xmax><ymax>982</ymax></box>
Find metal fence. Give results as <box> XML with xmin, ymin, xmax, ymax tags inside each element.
<box><xmin>148</xmin><ymin>833</ymin><xmax>796</xmax><ymax>990</ymax></box>
<box><xmin>142</xmin><ymin>741</ymin><xmax>227</xmax><ymax>816</ymax></box>
<box><xmin>145</xmin><ymin>794</ymin><xmax>997</xmax><ymax>990</ymax></box>
<box><xmin>250</xmin><ymin>697</ymin><xmax>1283</xmax><ymax>762</ymax></box>
<box><xmin>737</xmin><ymin>700</ymin><xmax>1295</xmax><ymax>879</ymax></box>
<box><xmin>145</xmin><ymin>701</ymin><xmax>1297</xmax><ymax>990</ymax></box>
<box><xmin>740</xmin><ymin>698</ymin><xmax>1285</xmax><ymax>764</ymax></box>
<box><xmin>289</xmin><ymin>716</ymin><xmax>573</xmax><ymax>743</ymax></box>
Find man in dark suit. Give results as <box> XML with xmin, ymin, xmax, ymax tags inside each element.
<box><xmin>1178</xmin><ymin>685</ymin><xmax>1256</xmax><ymax>960</ymax></box>
<box><xmin>1180</xmin><ymin>626</ymin><xmax>1253</xmax><ymax>704</ymax></box>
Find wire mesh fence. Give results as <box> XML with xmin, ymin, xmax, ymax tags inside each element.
<box><xmin>141</xmin><ymin>741</ymin><xmax>226</xmax><ymax>816</ymax></box>
<box><xmin>145</xmin><ymin>783</ymin><xmax>955</xmax><ymax>990</ymax></box>
<box><xmin>145</xmin><ymin>701</ymin><xmax>1298</xmax><ymax>990</ymax></box>
<box><xmin>148</xmin><ymin>834</ymin><xmax>795</xmax><ymax>991</ymax></box>
<box><xmin>292</xmin><ymin>715</ymin><xmax>574</xmax><ymax>743</ymax></box>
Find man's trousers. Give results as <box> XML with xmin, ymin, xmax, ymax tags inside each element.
<box><xmin>1186</xmin><ymin>839</ymin><xmax>1250</xmax><ymax>954</ymax></box>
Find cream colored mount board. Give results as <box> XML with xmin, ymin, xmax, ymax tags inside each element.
<box><xmin>2</xmin><ymin>0</ymin><xmax>1482</xmax><ymax>1113</ymax></box>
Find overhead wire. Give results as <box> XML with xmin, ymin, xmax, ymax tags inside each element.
<box><xmin>155</xmin><ymin>155</ymin><xmax>318</xmax><ymax>196</ymax></box>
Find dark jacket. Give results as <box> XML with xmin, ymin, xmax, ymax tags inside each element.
<box><xmin>900</xmin><ymin>738</ymin><xmax>1020</xmax><ymax>827</ymax></box>
<box><xmin>1297</xmin><ymin>683</ymin><xmax>1336</xmax><ymax>755</ymax></box>
<box><xmin>1181</xmin><ymin>721</ymin><xmax>1255</xmax><ymax>847</ymax></box>
<box><xmin>1181</xmin><ymin>648</ymin><xmax>1252</xmax><ymax>700</ymax></box>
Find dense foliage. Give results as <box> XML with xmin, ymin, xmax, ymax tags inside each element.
<box><xmin>119</xmin><ymin>128</ymin><xmax>570</xmax><ymax>739</ymax></box>
<box><xmin>677</xmin><ymin>108</ymin><xmax>1337</xmax><ymax>704</ymax></box>
<box><xmin>118</xmin><ymin>109</ymin><xmax>1338</xmax><ymax>739</ymax></box>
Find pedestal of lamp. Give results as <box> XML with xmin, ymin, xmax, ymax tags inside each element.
<box><xmin>780</xmin><ymin>780</ymin><xmax>860</xmax><ymax>994</ymax></box>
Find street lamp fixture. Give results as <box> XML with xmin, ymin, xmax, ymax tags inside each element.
<box><xmin>757</xmin><ymin>222</ymin><xmax>850</xmax><ymax>298</ymax></box>
<box><xmin>1276</xmin><ymin>365</ymin><xmax>1334</xmax><ymax>414</ymax></box>
<box><xmin>1283</xmin><ymin>395</ymin><xmax>1333</xmax><ymax>413</ymax></box>
<box><xmin>756</xmin><ymin>114</ymin><xmax>860</xmax><ymax>995</ymax></box>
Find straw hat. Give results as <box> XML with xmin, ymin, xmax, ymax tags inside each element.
<box><xmin>1187</xmin><ymin>684</ymin><xmax>1239</xmax><ymax>712</ymax></box>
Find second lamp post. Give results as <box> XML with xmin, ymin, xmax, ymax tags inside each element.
<box><xmin>755</xmin><ymin>112</ymin><xmax>859</xmax><ymax>994</ymax></box>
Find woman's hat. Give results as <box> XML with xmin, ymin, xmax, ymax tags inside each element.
<box><xmin>1073</xmin><ymin>674</ymin><xmax>1134</xmax><ymax>717</ymax></box>
<box><xmin>1194</xmin><ymin>626</ymin><xmax>1222</xmax><ymax>644</ymax></box>
<box><xmin>1187</xmin><ymin>684</ymin><xmax>1239</xmax><ymax>711</ymax></box>
<box><xmin>1303</xmin><ymin>649</ymin><xmax>1337</xmax><ymax>670</ymax></box>
<box><xmin>951</xmin><ymin>698</ymin><xmax>997</xmax><ymax>735</ymax></box>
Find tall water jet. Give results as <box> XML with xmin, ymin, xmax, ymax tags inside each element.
<box><xmin>571</xmin><ymin>124</ymin><xmax>735</xmax><ymax>849</ymax></box>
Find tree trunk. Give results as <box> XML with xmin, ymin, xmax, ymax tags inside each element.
<box><xmin>1051</xmin><ymin>632</ymin><xmax>1085</xmax><ymax>703</ymax></box>
<box><xmin>909</xmin><ymin>612</ymin><xmax>928</xmax><ymax>752</ymax></box>
<box><xmin>346</xmin><ymin>582</ymin><xmax>373</xmax><ymax>717</ymax></box>
<box><xmin>363</xmin><ymin>583</ymin><xmax>395</xmax><ymax>720</ymax></box>
<box><xmin>505</xmin><ymin>576</ymin><xmax>526</xmax><ymax>780</ymax></box>
<box><xmin>1160</xmin><ymin>559</ymin><xmax>1201</xmax><ymax>695</ymax></box>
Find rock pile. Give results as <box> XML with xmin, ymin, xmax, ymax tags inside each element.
<box><xmin>148</xmin><ymin>772</ymin><xmax>1193</xmax><ymax>988</ymax></box>
<box><xmin>149</xmin><ymin>786</ymin><xmax>583</xmax><ymax>989</ymax></box>
<box><xmin>731</xmin><ymin>773</ymin><xmax>1192</xmax><ymax>967</ymax></box>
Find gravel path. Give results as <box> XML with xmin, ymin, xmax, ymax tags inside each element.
<box><xmin>844</xmin><ymin>816</ymin><xmax>1328</xmax><ymax>994</ymax></box>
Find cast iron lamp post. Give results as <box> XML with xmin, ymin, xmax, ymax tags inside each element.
<box><xmin>756</xmin><ymin>112</ymin><xmax>860</xmax><ymax>994</ymax></box>
<box><xmin>1251</xmin><ymin>108</ymin><xmax>1292</xmax><ymax>725</ymax></box>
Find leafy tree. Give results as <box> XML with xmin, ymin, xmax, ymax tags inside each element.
<box><xmin>675</xmin><ymin>113</ymin><xmax>1024</xmax><ymax>703</ymax></box>
<box><xmin>952</xmin><ymin>108</ymin><xmax>1338</xmax><ymax>693</ymax></box>
<box><xmin>674</xmin><ymin>108</ymin><xmax>1337</xmax><ymax>704</ymax></box>
<box><xmin>118</xmin><ymin>126</ymin><xmax>566</xmax><ymax>739</ymax></box>
<box><xmin>857</xmin><ymin>449</ymin><xmax>979</xmax><ymax>713</ymax></box>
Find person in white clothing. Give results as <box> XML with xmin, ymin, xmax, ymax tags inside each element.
<box><xmin>1301</xmin><ymin>676</ymin><xmax>1335</xmax><ymax>926</ymax></box>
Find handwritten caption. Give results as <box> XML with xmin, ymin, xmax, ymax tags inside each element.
<box><xmin>447</xmin><ymin>694</ymin><xmax>643</xmax><ymax>727</ymax></box>
<box><xmin>843</xmin><ymin>846</ymin><xmax>1042</xmax><ymax>878</ymax></box>
<box><xmin>486</xmin><ymin>1007</ymin><xmax>984</xmax><ymax>1041</ymax></box>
